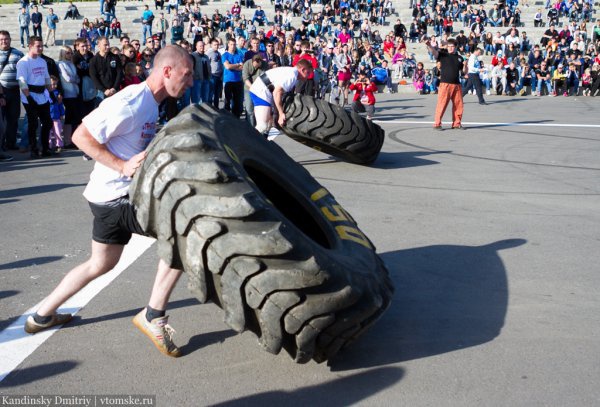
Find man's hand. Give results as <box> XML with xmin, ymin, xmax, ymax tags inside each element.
<box><xmin>121</xmin><ymin>151</ymin><xmax>147</xmax><ymax>177</ymax></box>
<box><xmin>277</xmin><ymin>112</ymin><xmax>286</xmax><ymax>127</ymax></box>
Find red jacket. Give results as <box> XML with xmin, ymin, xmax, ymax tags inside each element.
<box><xmin>491</xmin><ymin>55</ymin><xmax>508</xmax><ymax>67</ymax></box>
<box><xmin>349</xmin><ymin>80</ymin><xmax>377</xmax><ymax>105</ymax></box>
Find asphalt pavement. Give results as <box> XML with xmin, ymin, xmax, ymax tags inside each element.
<box><xmin>1</xmin><ymin>93</ymin><xmax>599</xmax><ymax>406</ymax></box>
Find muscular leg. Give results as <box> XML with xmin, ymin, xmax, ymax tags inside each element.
<box><xmin>36</xmin><ymin>241</ymin><xmax>125</xmax><ymax>317</ymax></box>
<box><xmin>147</xmin><ymin>259</ymin><xmax>183</xmax><ymax>311</ymax></box>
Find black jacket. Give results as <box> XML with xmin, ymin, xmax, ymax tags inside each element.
<box><xmin>89</xmin><ymin>52</ymin><xmax>123</xmax><ymax>92</ymax></box>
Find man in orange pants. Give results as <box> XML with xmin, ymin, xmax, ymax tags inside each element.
<box><xmin>425</xmin><ymin>38</ymin><xmax>466</xmax><ymax>130</ymax></box>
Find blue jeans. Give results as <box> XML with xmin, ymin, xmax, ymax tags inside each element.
<box><xmin>179</xmin><ymin>87</ymin><xmax>192</xmax><ymax>110</ymax></box>
<box><xmin>19</xmin><ymin>26</ymin><xmax>29</xmax><ymax>46</ymax></box>
<box><xmin>209</xmin><ymin>76</ymin><xmax>223</xmax><ymax>108</ymax></box>
<box><xmin>166</xmin><ymin>3</ymin><xmax>178</xmax><ymax>14</ymax></box>
<box><xmin>537</xmin><ymin>79</ymin><xmax>552</xmax><ymax>95</ymax></box>
<box><xmin>142</xmin><ymin>24</ymin><xmax>152</xmax><ymax>44</ymax></box>
<box><xmin>191</xmin><ymin>79</ymin><xmax>210</xmax><ymax>104</ymax></box>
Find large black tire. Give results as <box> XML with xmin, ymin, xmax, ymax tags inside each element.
<box><xmin>280</xmin><ymin>93</ymin><xmax>385</xmax><ymax>165</ymax></box>
<box><xmin>130</xmin><ymin>104</ymin><xmax>393</xmax><ymax>363</ymax></box>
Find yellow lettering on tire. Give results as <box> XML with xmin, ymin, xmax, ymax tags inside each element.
<box><xmin>335</xmin><ymin>226</ymin><xmax>373</xmax><ymax>249</ymax></box>
<box><xmin>322</xmin><ymin>204</ymin><xmax>348</xmax><ymax>222</ymax></box>
<box><xmin>223</xmin><ymin>144</ymin><xmax>240</xmax><ymax>164</ymax></box>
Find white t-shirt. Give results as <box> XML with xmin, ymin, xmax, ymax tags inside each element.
<box><xmin>16</xmin><ymin>55</ymin><xmax>50</xmax><ymax>105</ymax></box>
<box><xmin>249</xmin><ymin>66</ymin><xmax>298</xmax><ymax>104</ymax></box>
<box><xmin>82</xmin><ymin>82</ymin><xmax>159</xmax><ymax>203</ymax></box>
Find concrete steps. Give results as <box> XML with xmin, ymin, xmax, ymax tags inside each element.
<box><xmin>1</xmin><ymin>0</ymin><xmax>596</xmax><ymax>93</ymax></box>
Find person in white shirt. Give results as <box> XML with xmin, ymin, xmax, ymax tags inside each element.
<box><xmin>16</xmin><ymin>36</ymin><xmax>53</xmax><ymax>159</ymax></box>
<box><xmin>249</xmin><ymin>59</ymin><xmax>313</xmax><ymax>136</ymax></box>
<box><xmin>24</xmin><ymin>45</ymin><xmax>194</xmax><ymax>359</ymax></box>
<box><xmin>462</xmin><ymin>47</ymin><xmax>486</xmax><ymax>104</ymax></box>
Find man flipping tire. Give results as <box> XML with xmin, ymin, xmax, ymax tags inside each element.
<box><xmin>249</xmin><ymin>59</ymin><xmax>313</xmax><ymax>137</ymax></box>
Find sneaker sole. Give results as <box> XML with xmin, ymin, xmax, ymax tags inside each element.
<box><xmin>132</xmin><ymin>314</ymin><xmax>181</xmax><ymax>358</ymax></box>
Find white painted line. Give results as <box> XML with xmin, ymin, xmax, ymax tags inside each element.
<box><xmin>373</xmin><ymin>120</ymin><xmax>600</xmax><ymax>128</ymax></box>
<box><xmin>0</xmin><ymin>235</ymin><xmax>156</xmax><ymax>383</ymax></box>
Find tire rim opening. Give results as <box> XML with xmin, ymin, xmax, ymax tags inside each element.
<box><xmin>244</xmin><ymin>162</ymin><xmax>333</xmax><ymax>250</ymax></box>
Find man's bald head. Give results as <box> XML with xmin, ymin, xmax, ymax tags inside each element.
<box><xmin>152</xmin><ymin>45</ymin><xmax>191</xmax><ymax>72</ymax></box>
<box><xmin>147</xmin><ymin>45</ymin><xmax>193</xmax><ymax>102</ymax></box>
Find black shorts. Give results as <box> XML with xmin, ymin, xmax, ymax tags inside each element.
<box><xmin>89</xmin><ymin>196</ymin><xmax>147</xmax><ymax>245</ymax></box>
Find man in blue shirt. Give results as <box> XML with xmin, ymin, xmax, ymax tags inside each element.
<box><xmin>44</xmin><ymin>8</ymin><xmax>59</xmax><ymax>47</ymax></box>
<box><xmin>222</xmin><ymin>38</ymin><xmax>244</xmax><ymax>117</ymax></box>
<box><xmin>252</xmin><ymin>6</ymin><xmax>268</xmax><ymax>26</ymax></box>
<box><xmin>141</xmin><ymin>5</ymin><xmax>154</xmax><ymax>45</ymax></box>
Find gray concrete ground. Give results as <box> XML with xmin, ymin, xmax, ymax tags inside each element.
<box><xmin>1</xmin><ymin>94</ymin><xmax>599</xmax><ymax>406</ymax></box>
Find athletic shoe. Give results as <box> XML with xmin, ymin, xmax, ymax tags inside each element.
<box><xmin>486</xmin><ymin>90</ymin><xmax>491</xmax><ymax>96</ymax></box>
<box><xmin>132</xmin><ymin>309</ymin><xmax>181</xmax><ymax>357</ymax></box>
<box><xmin>563</xmin><ymin>92</ymin><xmax>568</xmax><ymax>97</ymax></box>
<box><xmin>24</xmin><ymin>313</ymin><xmax>72</xmax><ymax>334</ymax></box>
<box><xmin>0</xmin><ymin>153</ymin><xmax>14</xmax><ymax>162</ymax></box>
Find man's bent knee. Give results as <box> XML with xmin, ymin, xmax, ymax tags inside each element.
<box><xmin>256</xmin><ymin>121</ymin><xmax>270</xmax><ymax>134</ymax></box>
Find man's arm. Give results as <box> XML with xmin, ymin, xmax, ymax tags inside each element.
<box><xmin>72</xmin><ymin>124</ymin><xmax>146</xmax><ymax>177</ymax></box>
<box><xmin>425</xmin><ymin>39</ymin><xmax>439</xmax><ymax>59</ymax></box>
<box><xmin>273</xmin><ymin>86</ymin><xmax>286</xmax><ymax>126</ymax></box>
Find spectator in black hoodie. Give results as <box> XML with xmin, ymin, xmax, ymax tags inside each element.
<box><xmin>89</xmin><ymin>36</ymin><xmax>123</xmax><ymax>99</ymax></box>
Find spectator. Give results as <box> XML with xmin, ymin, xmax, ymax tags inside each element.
<box><xmin>166</xmin><ymin>0</ymin><xmax>178</xmax><ymax>15</ymax></box>
<box><xmin>412</xmin><ymin>61</ymin><xmax>426</xmax><ymax>94</ymax></box>
<box><xmin>122</xmin><ymin>62</ymin><xmax>141</xmax><ymax>88</ymax></box>
<box><xmin>89</xmin><ymin>37</ymin><xmax>123</xmax><ymax>100</ymax></box>
<box><xmin>64</xmin><ymin>2</ymin><xmax>81</xmax><ymax>20</ymax></box>
<box><xmin>191</xmin><ymin>40</ymin><xmax>211</xmax><ymax>104</ymax></box>
<box><xmin>505</xmin><ymin>60</ymin><xmax>519</xmax><ymax>95</ymax></box>
<box><xmin>349</xmin><ymin>70</ymin><xmax>377</xmax><ymax>120</ymax></box>
<box><xmin>72</xmin><ymin>38</ymin><xmax>96</xmax><ymax>128</ymax></box>
<box><xmin>564</xmin><ymin>63</ymin><xmax>579</xmax><ymax>96</ymax></box>
<box><xmin>206</xmin><ymin>37</ymin><xmax>224</xmax><ymax>109</ymax></box>
<box><xmin>48</xmin><ymin>75</ymin><xmax>65</xmax><ymax>152</ymax></box>
<box><xmin>18</xmin><ymin>7</ymin><xmax>31</xmax><ymax>48</ymax></box>
<box><xmin>0</xmin><ymin>30</ymin><xmax>25</xmax><ymax>156</ymax></box>
<box><xmin>110</xmin><ymin>18</ymin><xmax>122</xmax><ymax>39</ymax></box>
<box><xmin>222</xmin><ymin>38</ymin><xmax>245</xmax><ymax>117</ymax></box>
<box><xmin>16</xmin><ymin>36</ymin><xmax>53</xmax><ymax>159</ymax></box>
<box><xmin>44</xmin><ymin>8</ymin><xmax>60</xmax><ymax>47</ymax></box>
<box><xmin>535</xmin><ymin>61</ymin><xmax>553</xmax><ymax>96</ymax></box>
<box><xmin>170</xmin><ymin>19</ymin><xmax>184</xmax><ymax>44</ymax></box>
<box><xmin>142</xmin><ymin>5</ymin><xmax>155</xmax><ymax>45</ymax></box>
<box><xmin>252</xmin><ymin>6</ymin><xmax>268</xmax><ymax>26</ymax></box>
<box><xmin>31</xmin><ymin>6</ymin><xmax>43</xmax><ymax>38</ymax></box>
<box><xmin>335</xmin><ymin>43</ymin><xmax>353</xmax><ymax>106</ymax></box>
<box><xmin>57</xmin><ymin>46</ymin><xmax>79</xmax><ymax>148</ymax></box>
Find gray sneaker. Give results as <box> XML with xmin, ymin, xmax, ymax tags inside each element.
<box><xmin>24</xmin><ymin>313</ymin><xmax>73</xmax><ymax>334</ymax></box>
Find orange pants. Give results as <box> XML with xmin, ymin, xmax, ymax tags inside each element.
<box><xmin>434</xmin><ymin>83</ymin><xmax>464</xmax><ymax>128</ymax></box>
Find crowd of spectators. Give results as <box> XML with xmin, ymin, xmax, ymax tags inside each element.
<box><xmin>1</xmin><ymin>0</ymin><xmax>600</xmax><ymax>161</ymax></box>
